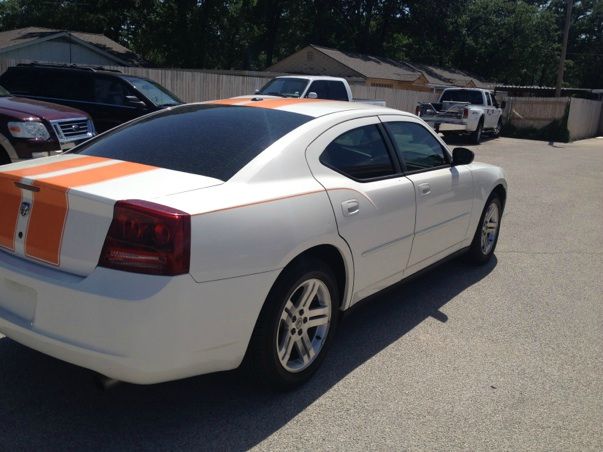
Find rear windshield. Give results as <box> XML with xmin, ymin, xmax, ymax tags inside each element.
<box><xmin>73</xmin><ymin>104</ymin><xmax>311</xmax><ymax>181</ymax></box>
<box><xmin>440</xmin><ymin>90</ymin><xmax>484</xmax><ymax>105</ymax></box>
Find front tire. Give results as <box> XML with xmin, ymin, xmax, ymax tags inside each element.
<box><xmin>466</xmin><ymin>196</ymin><xmax>502</xmax><ymax>265</ymax></box>
<box><xmin>245</xmin><ymin>258</ymin><xmax>340</xmax><ymax>390</ymax></box>
<box><xmin>493</xmin><ymin>118</ymin><xmax>503</xmax><ymax>138</ymax></box>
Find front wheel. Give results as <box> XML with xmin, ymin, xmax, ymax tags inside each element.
<box><xmin>244</xmin><ymin>258</ymin><xmax>339</xmax><ymax>390</ymax></box>
<box><xmin>466</xmin><ymin>196</ymin><xmax>502</xmax><ymax>264</ymax></box>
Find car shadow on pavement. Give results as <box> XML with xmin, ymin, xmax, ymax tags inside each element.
<box><xmin>0</xmin><ymin>256</ymin><xmax>497</xmax><ymax>450</ymax></box>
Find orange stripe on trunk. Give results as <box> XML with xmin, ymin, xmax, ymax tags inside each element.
<box><xmin>0</xmin><ymin>176</ymin><xmax>21</xmax><ymax>251</ymax></box>
<box><xmin>25</xmin><ymin>161</ymin><xmax>156</xmax><ymax>265</ymax></box>
<box><xmin>3</xmin><ymin>156</ymin><xmax>107</xmax><ymax>178</ymax></box>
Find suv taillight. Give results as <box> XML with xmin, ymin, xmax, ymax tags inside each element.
<box><xmin>463</xmin><ymin>108</ymin><xmax>469</xmax><ymax>118</ymax></box>
<box><xmin>99</xmin><ymin>200</ymin><xmax>190</xmax><ymax>276</ymax></box>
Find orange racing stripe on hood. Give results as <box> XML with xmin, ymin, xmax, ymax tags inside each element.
<box><xmin>24</xmin><ymin>160</ymin><xmax>157</xmax><ymax>265</ymax></box>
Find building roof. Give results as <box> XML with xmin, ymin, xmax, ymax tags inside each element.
<box><xmin>310</xmin><ymin>45</ymin><xmax>423</xmax><ymax>82</ymax></box>
<box><xmin>405</xmin><ymin>62</ymin><xmax>492</xmax><ymax>88</ymax></box>
<box><xmin>0</xmin><ymin>27</ymin><xmax>143</xmax><ymax>66</ymax></box>
<box><xmin>270</xmin><ymin>45</ymin><xmax>491</xmax><ymax>88</ymax></box>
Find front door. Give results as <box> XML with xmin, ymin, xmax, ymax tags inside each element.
<box><xmin>305</xmin><ymin>117</ymin><xmax>416</xmax><ymax>302</ymax></box>
<box><xmin>380</xmin><ymin>116</ymin><xmax>474</xmax><ymax>269</ymax></box>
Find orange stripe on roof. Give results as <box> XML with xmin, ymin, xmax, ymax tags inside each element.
<box><xmin>3</xmin><ymin>156</ymin><xmax>107</xmax><ymax>178</ymax></box>
<box><xmin>244</xmin><ymin>98</ymin><xmax>324</xmax><ymax>109</ymax></box>
<box><xmin>25</xmin><ymin>161</ymin><xmax>157</xmax><ymax>265</ymax></box>
<box><xmin>0</xmin><ymin>177</ymin><xmax>21</xmax><ymax>251</ymax></box>
<box><xmin>209</xmin><ymin>98</ymin><xmax>251</xmax><ymax>105</ymax></box>
<box><xmin>208</xmin><ymin>98</ymin><xmax>325</xmax><ymax>109</ymax></box>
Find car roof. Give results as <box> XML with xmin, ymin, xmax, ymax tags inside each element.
<box><xmin>273</xmin><ymin>75</ymin><xmax>347</xmax><ymax>82</ymax></box>
<box><xmin>204</xmin><ymin>97</ymin><xmax>410</xmax><ymax>119</ymax></box>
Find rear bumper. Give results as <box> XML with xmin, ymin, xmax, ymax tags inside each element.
<box><xmin>423</xmin><ymin>120</ymin><xmax>468</xmax><ymax>132</ymax></box>
<box><xmin>0</xmin><ymin>250</ymin><xmax>279</xmax><ymax>383</ymax></box>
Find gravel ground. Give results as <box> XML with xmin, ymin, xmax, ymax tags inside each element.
<box><xmin>0</xmin><ymin>136</ymin><xmax>602</xmax><ymax>451</ymax></box>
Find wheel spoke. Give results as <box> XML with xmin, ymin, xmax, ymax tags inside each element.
<box><xmin>299</xmin><ymin>332</ymin><xmax>315</xmax><ymax>364</ymax></box>
<box><xmin>298</xmin><ymin>280</ymin><xmax>319</xmax><ymax>310</ymax></box>
<box><xmin>280</xmin><ymin>301</ymin><xmax>295</xmax><ymax>327</ymax></box>
<box><xmin>278</xmin><ymin>330</ymin><xmax>295</xmax><ymax>363</ymax></box>
<box><xmin>306</xmin><ymin>306</ymin><xmax>329</xmax><ymax>328</ymax></box>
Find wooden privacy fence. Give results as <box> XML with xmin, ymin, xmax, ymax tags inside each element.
<box><xmin>0</xmin><ymin>58</ymin><xmax>437</xmax><ymax>113</ymax></box>
<box><xmin>567</xmin><ymin>98</ymin><xmax>603</xmax><ymax>141</ymax></box>
<box><xmin>503</xmin><ymin>96</ymin><xmax>603</xmax><ymax>141</ymax></box>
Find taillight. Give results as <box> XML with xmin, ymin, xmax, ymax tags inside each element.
<box><xmin>463</xmin><ymin>108</ymin><xmax>469</xmax><ymax>118</ymax></box>
<box><xmin>99</xmin><ymin>200</ymin><xmax>190</xmax><ymax>276</ymax></box>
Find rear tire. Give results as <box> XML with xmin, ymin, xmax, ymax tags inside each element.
<box><xmin>244</xmin><ymin>258</ymin><xmax>340</xmax><ymax>391</ymax></box>
<box><xmin>466</xmin><ymin>196</ymin><xmax>502</xmax><ymax>265</ymax></box>
<box><xmin>493</xmin><ymin>118</ymin><xmax>503</xmax><ymax>138</ymax></box>
<box><xmin>471</xmin><ymin>118</ymin><xmax>484</xmax><ymax>144</ymax></box>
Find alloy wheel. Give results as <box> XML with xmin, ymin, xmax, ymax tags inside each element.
<box><xmin>276</xmin><ymin>278</ymin><xmax>332</xmax><ymax>373</ymax></box>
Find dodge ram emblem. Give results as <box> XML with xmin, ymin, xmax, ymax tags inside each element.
<box><xmin>20</xmin><ymin>202</ymin><xmax>31</xmax><ymax>217</ymax></box>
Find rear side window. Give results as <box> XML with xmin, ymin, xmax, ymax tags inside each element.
<box><xmin>73</xmin><ymin>105</ymin><xmax>311</xmax><ymax>181</ymax></box>
<box><xmin>40</xmin><ymin>71</ymin><xmax>92</xmax><ymax>101</ymax></box>
<box><xmin>441</xmin><ymin>89</ymin><xmax>484</xmax><ymax>105</ymax></box>
<box><xmin>307</xmin><ymin>81</ymin><xmax>348</xmax><ymax>101</ymax></box>
<box><xmin>0</xmin><ymin>68</ymin><xmax>36</xmax><ymax>95</ymax></box>
<box><xmin>320</xmin><ymin>124</ymin><xmax>396</xmax><ymax>180</ymax></box>
<box><xmin>384</xmin><ymin>122</ymin><xmax>448</xmax><ymax>172</ymax></box>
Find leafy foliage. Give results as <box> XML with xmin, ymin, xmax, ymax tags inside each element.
<box><xmin>0</xmin><ymin>0</ymin><xmax>600</xmax><ymax>87</ymax></box>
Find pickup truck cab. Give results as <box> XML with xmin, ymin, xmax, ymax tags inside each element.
<box><xmin>417</xmin><ymin>88</ymin><xmax>504</xmax><ymax>144</ymax></box>
<box><xmin>254</xmin><ymin>75</ymin><xmax>386</xmax><ymax>106</ymax></box>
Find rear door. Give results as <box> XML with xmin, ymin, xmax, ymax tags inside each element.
<box><xmin>306</xmin><ymin>117</ymin><xmax>416</xmax><ymax>302</ymax></box>
<box><xmin>380</xmin><ymin>116</ymin><xmax>474</xmax><ymax>270</ymax></box>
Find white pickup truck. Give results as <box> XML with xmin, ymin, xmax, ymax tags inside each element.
<box><xmin>253</xmin><ymin>75</ymin><xmax>386</xmax><ymax>106</ymax></box>
<box><xmin>416</xmin><ymin>88</ymin><xmax>504</xmax><ymax>144</ymax></box>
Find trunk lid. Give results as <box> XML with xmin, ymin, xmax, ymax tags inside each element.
<box><xmin>0</xmin><ymin>154</ymin><xmax>221</xmax><ymax>276</ymax></box>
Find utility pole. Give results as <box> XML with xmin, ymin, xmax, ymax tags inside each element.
<box><xmin>555</xmin><ymin>0</ymin><xmax>573</xmax><ymax>97</ymax></box>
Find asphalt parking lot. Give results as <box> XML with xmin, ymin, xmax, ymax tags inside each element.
<box><xmin>0</xmin><ymin>136</ymin><xmax>602</xmax><ymax>451</ymax></box>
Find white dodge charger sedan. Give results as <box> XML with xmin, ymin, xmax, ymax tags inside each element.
<box><xmin>0</xmin><ymin>98</ymin><xmax>506</xmax><ymax>389</ymax></box>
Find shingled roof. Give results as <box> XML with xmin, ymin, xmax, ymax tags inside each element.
<box><xmin>0</xmin><ymin>27</ymin><xmax>143</xmax><ymax>66</ymax></box>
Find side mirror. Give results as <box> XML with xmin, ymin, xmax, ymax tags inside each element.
<box><xmin>307</xmin><ymin>91</ymin><xmax>318</xmax><ymax>99</ymax></box>
<box><xmin>452</xmin><ymin>147</ymin><xmax>475</xmax><ymax>165</ymax></box>
<box><xmin>126</xmin><ymin>95</ymin><xmax>147</xmax><ymax>109</ymax></box>
<box><xmin>501</xmin><ymin>100</ymin><xmax>507</xmax><ymax>109</ymax></box>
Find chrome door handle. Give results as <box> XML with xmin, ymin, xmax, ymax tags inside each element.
<box><xmin>342</xmin><ymin>199</ymin><xmax>359</xmax><ymax>216</ymax></box>
<box><xmin>418</xmin><ymin>183</ymin><xmax>431</xmax><ymax>196</ymax></box>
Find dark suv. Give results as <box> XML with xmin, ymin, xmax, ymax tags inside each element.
<box><xmin>0</xmin><ymin>64</ymin><xmax>182</xmax><ymax>133</ymax></box>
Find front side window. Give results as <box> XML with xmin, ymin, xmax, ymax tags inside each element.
<box><xmin>486</xmin><ymin>92</ymin><xmax>493</xmax><ymax>106</ymax></box>
<box><xmin>384</xmin><ymin>122</ymin><xmax>448</xmax><ymax>172</ymax></box>
<box><xmin>320</xmin><ymin>124</ymin><xmax>396</xmax><ymax>180</ymax></box>
<box><xmin>257</xmin><ymin>78</ymin><xmax>309</xmax><ymax>98</ymax></box>
<box><xmin>122</xmin><ymin>76</ymin><xmax>181</xmax><ymax>106</ymax></box>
